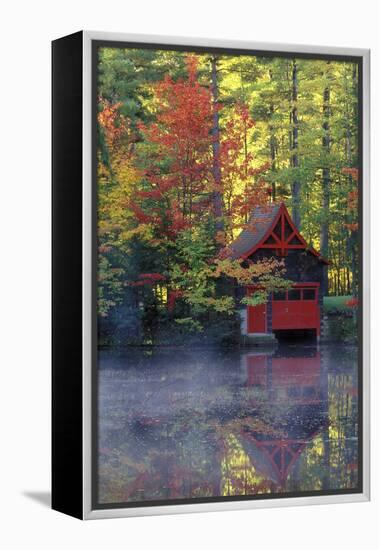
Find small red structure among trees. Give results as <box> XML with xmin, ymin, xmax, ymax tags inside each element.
<box><xmin>227</xmin><ymin>202</ymin><xmax>328</xmax><ymax>338</ymax></box>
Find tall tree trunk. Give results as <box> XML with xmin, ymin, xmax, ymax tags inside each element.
<box><xmin>243</xmin><ymin>111</ymin><xmax>249</xmax><ymax>223</ymax></box>
<box><xmin>269</xmin><ymin>69</ymin><xmax>277</xmax><ymax>202</ymax></box>
<box><xmin>291</xmin><ymin>61</ymin><xmax>301</xmax><ymax>228</ymax></box>
<box><xmin>320</xmin><ymin>71</ymin><xmax>331</xmax><ymax>295</ymax></box>
<box><xmin>210</xmin><ymin>55</ymin><xmax>224</xmax><ymax>234</ymax></box>
<box><xmin>269</xmin><ymin>107</ymin><xmax>276</xmax><ymax>202</ymax></box>
<box><xmin>349</xmin><ymin>64</ymin><xmax>359</xmax><ymax>296</ymax></box>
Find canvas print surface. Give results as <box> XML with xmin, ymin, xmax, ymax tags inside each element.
<box><xmin>94</xmin><ymin>44</ymin><xmax>361</xmax><ymax>507</ymax></box>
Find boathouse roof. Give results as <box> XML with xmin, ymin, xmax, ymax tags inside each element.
<box><xmin>225</xmin><ymin>202</ymin><xmax>328</xmax><ymax>264</ymax></box>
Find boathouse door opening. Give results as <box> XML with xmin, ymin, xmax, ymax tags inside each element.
<box><xmin>272</xmin><ymin>283</ymin><xmax>320</xmax><ymax>336</ymax></box>
<box><xmin>247</xmin><ymin>283</ymin><xmax>320</xmax><ymax>337</ymax></box>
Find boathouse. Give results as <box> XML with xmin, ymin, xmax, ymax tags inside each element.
<box><xmin>227</xmin><ymin>202</ymin><xmax>328</xmax><ymax>339</ymax></box>
<box><xmin>239</xmin><ymin>348</ymin><xmax>327</xmax><ymax>487</ymax></box>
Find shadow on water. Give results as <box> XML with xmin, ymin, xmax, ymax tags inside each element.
<box><xmin>274</xmin><ymin>328</ymin><xmax>318</xmax><ymax>343</ymax></box>
<box><xmin>97</xmin><ymin>342</ymin><xmax>359</xmax><ymax>505</ymax></box>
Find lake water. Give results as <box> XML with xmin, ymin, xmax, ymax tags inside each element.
<box><xmin>97</xmin><ymin>343</ymin><xmax>359</xmax><ymax>504</ymax></box>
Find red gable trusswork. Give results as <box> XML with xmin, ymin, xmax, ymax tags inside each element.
<box><xmin>227</xmin><ymin>202</ymin><xmax>328</xmax><ymax>263</ymax></box>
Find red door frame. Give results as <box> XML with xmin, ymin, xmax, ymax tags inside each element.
<box><xmin>246</xmin><ymin>286</ymin><xmax>267</xmax><ymax>333</ymax></box>
<box><xmin>247</xmin><ymin>303</ymin><xmax>267</xmax><ymax>333</ymax></box>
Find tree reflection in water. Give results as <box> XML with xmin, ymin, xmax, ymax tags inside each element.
<box><xmin>97</xmin><ymin>344</ymin><xmax>359</xmax><ymax>504</ymax></box>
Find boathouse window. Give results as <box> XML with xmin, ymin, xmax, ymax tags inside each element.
<box><xmin>303</xmin><ymin>288</ymin><xmax>316</xmax><ymax>300</ymax></box>
<box><xmin>288</xmin><ymin>289</ymin><xmax>301</xmax><ymax>300</ymax></box>
<box><xmin>272</xmin><ymin>287</ymin><xmax>318</xmax><ymax>301</ymax></box>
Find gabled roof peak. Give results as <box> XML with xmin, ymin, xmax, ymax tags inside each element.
<box><xmin>223</xmin><ymin>201</ymin><xmax>328</xmax><ymax>263</ymax></box>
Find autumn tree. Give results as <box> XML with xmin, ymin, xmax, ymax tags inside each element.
<box><xmin>95</xmin><ymin>47</ymin><xmax>360</xmax><ymax>345</ymax></box>
<box><xmin>128</xmin><ymin>56</ymin><xmax>288</xmax><ymax>328</ymax></box>
<box><xmin>134</xmin><ymin>56</ymin><xmax>215</xmax><ymax>238</ymax></box>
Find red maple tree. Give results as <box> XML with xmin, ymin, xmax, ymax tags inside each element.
<box><xmin>130</xmin><ymin>57</ymin><xmax>270</xmax><ymax>243</ymax></box>
<box><xmin>131</xmin><ymin>56</ymin><xmax>215</xmax><ymax>238</ymax></box>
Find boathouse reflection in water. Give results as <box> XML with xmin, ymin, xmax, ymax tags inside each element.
<box><xmin>98</xmin><ymin>344</ymin><xmax>358</xmax><ymax>504</ymax></box>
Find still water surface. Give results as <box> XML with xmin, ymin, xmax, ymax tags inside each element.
<box><xmin>97</xmin><ymin>344</ymin><xmax>359</xmax><ymax>504</ymax></box>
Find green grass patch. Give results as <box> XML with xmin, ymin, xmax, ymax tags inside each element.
<box><xmin>323</xmin><ymin>295</ymin><xmax>352</xmax><ymax>313</ymax></box>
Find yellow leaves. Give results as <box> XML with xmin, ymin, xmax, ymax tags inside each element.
<box><xmin>220</xmin><ymin>434</ymin><xmax>270</xmax><ymax>497</ymax></box>
<box><xmin>97</xmin><ymin>107</ymin><xmax>143</xmax><ymax>245</ymax></box>
<box><xmin>97</xmin><ymin>159</ymin><xmax>110</xmax><ymax>182</ymax></box>
<box><xmin>98</xmin><ymin>156</ymin><xmax>142</xmax><ymax>242</ymax></box>
<box><xmin>212</xmin><ymin>257</ymin><xmax>286</xmax><ymax>286</ymax></box>
<box><xmin>112</xmin><ymin>152</ymin><xmax>141</xmax><ymax>190</ymax></box>
<box><xmin>119</xmin><ymin>224</ymin><xmax>153</xmax><ymax>242</ymax></box>
<box><xmin>183</xmin><ymin>294</ymin><xmax>234</xmax><ymax>314</ymax></box>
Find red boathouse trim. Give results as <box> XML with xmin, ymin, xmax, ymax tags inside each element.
<box><xmin>247</xmin><ymin>283</ymin><xmax>321</xmax><ymax>336</ymax></box>
<box><xmin>232</xmin><ymin>202</ymin><xmax>328</xmax><ymax>264</ymax></box>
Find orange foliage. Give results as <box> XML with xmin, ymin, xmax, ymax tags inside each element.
<box><xmin>131</xmin><ymin>59</ymin><xmax>270</xmax><ymax>242</ymax></box>
<box><xmin>98</xmin><ymin>98</ymin><xmax>128</xmax><ymax>147</ymax></box>
<box><xmin>130</xmin><ymin>55</ymin><xmax>215</xmax><ymax>238</ymax></box>
<box><xmin>342</xmin><ymin>168</ymin><xmax>359</xmax><ymax>232</ymax></box>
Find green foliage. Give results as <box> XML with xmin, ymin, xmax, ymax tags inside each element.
<box><xmin>323</xmin><ymin>295</ymin><xmax>353</xmax><ymax>314</ymax></box>
<box><xmin>97</xmin><ymin>254</ymin><xmax>124</xmax><ymax>317</ymax></box>
<box><xmin>95</xmin><ymin>47</ymin><xmax>359</xmax><ymax>345</ymax></box>
<box><xmin>323</xmin><ymin>295</ymin><xmax>357</xmax><ymax>343</ymax></box>
<box><xmin>326</xmin><ymin>316</ymin><xmax>357</xmax><ymax>343</ymax></box>
<box><xmin>174</xmin><ymin>317</ymin><xmax>204</xmax><ymax>333</ymax></box>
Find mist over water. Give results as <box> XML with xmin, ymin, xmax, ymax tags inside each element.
<box><xmin>97</xmin><ymin>344</ymin><xmax>359</xmax><ymax>504</ymax></box>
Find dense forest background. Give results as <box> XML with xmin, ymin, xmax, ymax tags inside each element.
<box><xmin>96</xmin><ymin>47</ymin><xmax>359</xmax><ymax>345</ymax></box>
